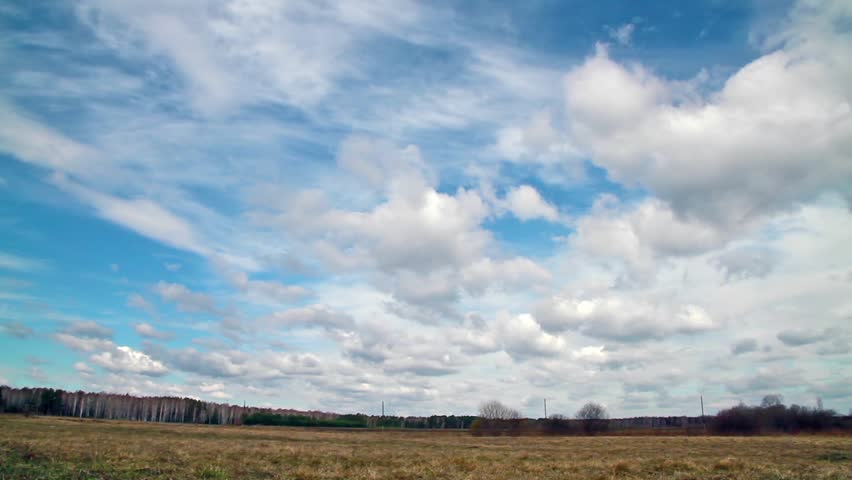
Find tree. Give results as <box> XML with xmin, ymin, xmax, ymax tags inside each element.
<box><xmin>760</xmin><ymin>394</ymin><xmax>784</xmax><ymax>408</ymax></box>
<box><xmin>40</xmin><ymin>389</ymin><xmax>63</xmax><ymax>415</ymax></box>
<box><xmin>478</xmin><ymin>400</ymin><xmax>520</xmax><ymax>420</ymax></box>
<box><xmin>471</xmin><ymin>400</ymin><xmax>522</xmax><ymax>436</ymax></box>
<box><xmin>576</xmin><ymin>402</ymin><xmax>609</xmax><ymax>434</ymax></box>
<box><xmin>576</xmin><ymin>402</ymin><xmax>608</xmax><ymax>421</ymax></box>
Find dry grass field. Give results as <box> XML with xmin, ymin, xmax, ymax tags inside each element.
<box><xmin>0</xmin><ymin>415</ymin><xmax>850</xmax><ymax>480</ymax></box>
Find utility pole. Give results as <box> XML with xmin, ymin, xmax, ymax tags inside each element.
<box><xmin>700</xmin><ymin>395</ymin><xmax>706</xmax><ymax>432</ymax></box>
<box><xmin>382</xmin><ymin>401</ymin><xmax>384</xmax><ymax>417</ymax></box>
<box><xmin>543</xmin><ymin>398</ymin><xmax>547</xmax><ymax>419</ymax></box>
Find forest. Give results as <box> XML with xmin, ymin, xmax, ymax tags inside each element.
<box><xmin>0</xmin><ymin>386</ymin><xmax>475</xmax><ymax>429</ymax></box>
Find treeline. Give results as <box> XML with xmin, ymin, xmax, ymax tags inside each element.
<box><xmin>0</xmin><ymin>386</ymin><xmax>297</xmax><ymax>425</ymax></box>
<box><xmin>470</xmin><ymin>416</ymin><xmax>709</xmax><ymax>436</ymax></box>
<box><xmin>243</xmin><ymin>412</ymin><xmax>477</xmax><ymax>429</ymax></box>
<box><xmin>470</xmin><ymin>400</ymin><xmax>618</xmax><ymax>436</ymax></box>
<box><xmin>244</xmin><ymin>412</ymin><xmax>370</xmax><ymax>428</ymax></box>
<box><xmin>470</xmin><ymin>397</ymin><xmax>852</xmax><ymax>436</ymax></box>
<box><xmin>374</xmin><ymin>414</ymin><xmax>476</xmax><ymax>429</ymax></box>
<box><xmin>711</xmin><ymin>396</ymin><xmax>849</xmax><ymax>434</ymax></box>
<box><xmin>244</xmin><ymin>412</ymin><xmax>475</xmax><ymax>429</ymax></box>
<box><xmin>0</xmin><ymin>386</ymin><xmax>475</xmax><ymax>429</ymax></box>
<box><xmin>5</xmin><ymin>386</ymin><xmax>848</xmax><ymax>435</ymax></box>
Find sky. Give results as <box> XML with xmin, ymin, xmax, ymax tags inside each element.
<box><xmin>0</xmin><ymin>0</ymin><xmax>850</xmax><ymax>418</ymax></box>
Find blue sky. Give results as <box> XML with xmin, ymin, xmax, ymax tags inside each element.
<box><xmin>1</xmin><ymin>0</ymin><xmax>851</xmax><ymax>417</ymax></box>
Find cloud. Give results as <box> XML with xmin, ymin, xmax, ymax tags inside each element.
<box><xmin>263</xmin><ymin>138</ymin><xmax>491</xmax><ymax>275</ymax></box>
<box><xmin>214</xmin><ymin>260</ymin><xmax>311</xmax><ymax>306</ymax></box>
<box><xmin>336</xmin><ymin>322</ymin><xmax>466</xmax><ymax>376</ymax></box>
<box><xmin>460</xmin><ymin>257</ymin><xmax>552</xmax><ymax>295</ymax></box>
<box><xmin>255</xmin><ymin>136</ymin><xmax>542</xmax><ymax>320</ymax></box>
<box><xmin>147</xmin><ymin>345</ymin><xmax>322</xmax><ymax>380</ymax></box>
<box><xmin>134</xmin><ymin>323</ymin><xmax>173</xmax><ymax>340</ymax></box>
<box><xmin>81</xmin><ymin>373</ymin><xmax>187</xmax><ymax>399</ymax></box>
<box><xmin>147</xmin><ymin>346</ymin><xmax>244</xmax><ymax>378</ymax></box>
<box><xmin>572</xmin><ymin>345</ymin><xmax>609</xmax><ymax>363</ymax></box>
<box><xmin>732</xmin><ymin>338</ymin><xmax>759</xmax><ymax>355</ymax></box>
<box><xmin>809</xmin><ymin>379</ymin><xmax>852</xmax><ymax>401</ymax></box>
<box><xmin>0</xmin><ymin>103</ymin><xmax>96</xmax><ymax>174</ymax></box>
<box><xmin>64</xmin><ymin>320</ymin><xmax>113</xmax><ymax>340</ymax></box>
<box><xmin>451</xmin><ymin>323</ymin><xmax>500</xmax><ymax>356</ymax></box>
<box><xmin>726</xmin><ymin>368</ymin><xmax>802</xmax><ymax>395</ymax></box>
<box><xmin>235</xmin><ymin>275</ymin><xmax>310</xmax><ymax>304</ymax></box>
<box><xmin>127</xmin><ymin>293</ymin><xmax>157</xmax><ymax>317</ymax></box>
<box><xmin>777</xmin><ymin>328</ymin><xmax>831</xmax><ymax>347</ymax></box>
<box><xmin>712</xmin><ymin>247</ymin><xmax>778</xmax><ymax>282</ymax></box>
<box><xmin>55</xmin><ymin>333</ymin><xmax>114</xmax><ymax>353</ymax></box>
<box><xmin>164</xmin><ymin>262</ymin><xmax>182</xmax><ymax>272</ymax></box>
<box><xmin>816</xmin><ymin>338</ymin><xmax>850</xmax><ymax>356</ymax></box>
<box><xmin>536</xmin><ymin>295</ymin><xmax>715</xmax><ymax>342</ymax></box>
<box><xmin>198</xmin><ymin>382</ymin><xmax>231</xmax><ymax>399</ymax></box>
<box><xmin>76</xmin><ymin>0</ymin><xmax>424</xmax><ymax>114</ymax></box>
<box><xmin>607</xmin><ymin>23</ymin><xmax>635</xmax><ymax>46</ymax></box>
<box><xmin>337</xmin><ymin>136</ymin><xmax>431</xmax><ymax>191</ymax></box>
<box><xmin>27</xmin><ymin>366</ymin><xmax>48</xmax><ymax>383</ymax></box>
<box><xmin>90</xmin><ymin>345</ymin><xmax>168</xmax><ymax>376</ymax></box>
<box><xmin>0</xmin><ymin>252</ymin><xmax>46</xmax><ymax>272</ymax></box>
<box><xmin>496</xmin><ymin>312</ymin><xmax>567</xmax><ymax>359</ymax></box>
<box><xmin>153</xmin><ymin>281</ymin><xmax>218</xmax><ymax>314</ymax></box>
<box><xmin>504</xmin><ymin>185</ymin><xmax>559</xmax><ymax>221</ymax></box>
<box><xmin>0</xmin><ymin>321</ymin><xmax>34</xmax><ymax>339</ymax></box>
<box><xmin>564</xmin><ymin>19</ymin><xmax>852</xmax><ymax>228</ymax></box>
<box><xmin>494</xmin><ymin>111</ymin><xmax>579</xmax><ymax>166</ymax></box>
<box><xmin>570</xmin><ymin>195</ymin><xmax>735</xmax><ymax>279</ymax></box>
<box><xmin>74</xmin><ymin>362</ymin><xmax>94</xmax><ymax>375</ymax></box>
<box><xmin>259</xmin><ymin>305</ymin><xmax>355</xmax><ymax>331</ymax></box>
<box><xmin>198</xmin><ymin>382</ymin><xmax>225</xmax><ymax>393</ymax></box>
<box><xmin>52</xmin><ymin>174</ymin><xmax>209</xmax><ymax>255</ymax></box>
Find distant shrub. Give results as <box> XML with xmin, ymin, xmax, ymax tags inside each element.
<box><xmin>469</xmin><ymin>417</ymin><xmax>527</xmax><ymax>436</ymax></box>
<box><xmin>711</xmin><ymin>398</ymin><xmax>840</xmax><ymax>434</ymax></box>
<box><xmin>712</xmin><ymin>404</ymin><xmax>760</xmax><ymax>434</ymax></box>
<box><xmin>541</xmin><ymin>415</ymin><xmax>578</xmax><ymax>435</ymax></box>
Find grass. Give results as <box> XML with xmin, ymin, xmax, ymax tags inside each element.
<box><xmin>0</xmin><ymin>415</ymin><xmax>850</xmax><ymax>479</ymax></box>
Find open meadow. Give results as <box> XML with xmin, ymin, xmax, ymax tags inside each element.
<box><xmin>0</xmin><ymin>415</ymin><xmax>850</xmax><ymax>480</ymax></box>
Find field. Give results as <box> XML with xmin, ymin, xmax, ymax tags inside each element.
<box><xmin>1</xmin><ymin>415</ymin><xmax>850</xmax><ymax>480</ymax></box>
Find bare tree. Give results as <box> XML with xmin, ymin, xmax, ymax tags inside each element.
<box><xmin>478</xmin><ymin>400</ymin><xmax>520</xmax><ymax>420</ymax></box>
<box><xmin>472</xmin><ymin>400</ymin><xmax>522</xmax><ymax>436</ymax></box>
<box><xmin>576</xmin><ymin>402</ymin><xmax>608</xmax><ymax>420</ymax></box>
<box><xmin>760</xmin><ymin>394</ymin><xmax>784</xmax><ymax>408</ymax></box>
<box><xmin>576</xmin><ymin>402</ymin><xmax>609</xmax><ymax>434</ymax></box>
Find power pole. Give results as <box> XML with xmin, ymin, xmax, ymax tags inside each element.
<box><xmin>700</xmin><ymin>395</ymin><xmax>706</xmax><ymax>432</ymax></box>
<box><xmin>543</xmin><ymin>398</ymin><xmax>547</xmax><ymax>419</ymax></box>
<box><xmin>382</xmin><ymin>401</ymin><xmax>384</xmax><ymax>417</ymax></box>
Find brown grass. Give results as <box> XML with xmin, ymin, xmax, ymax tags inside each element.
<box><xmin>1</xmin><ymin>414</ymin><xmax>850</xmax><ymax>479</ymax></box>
